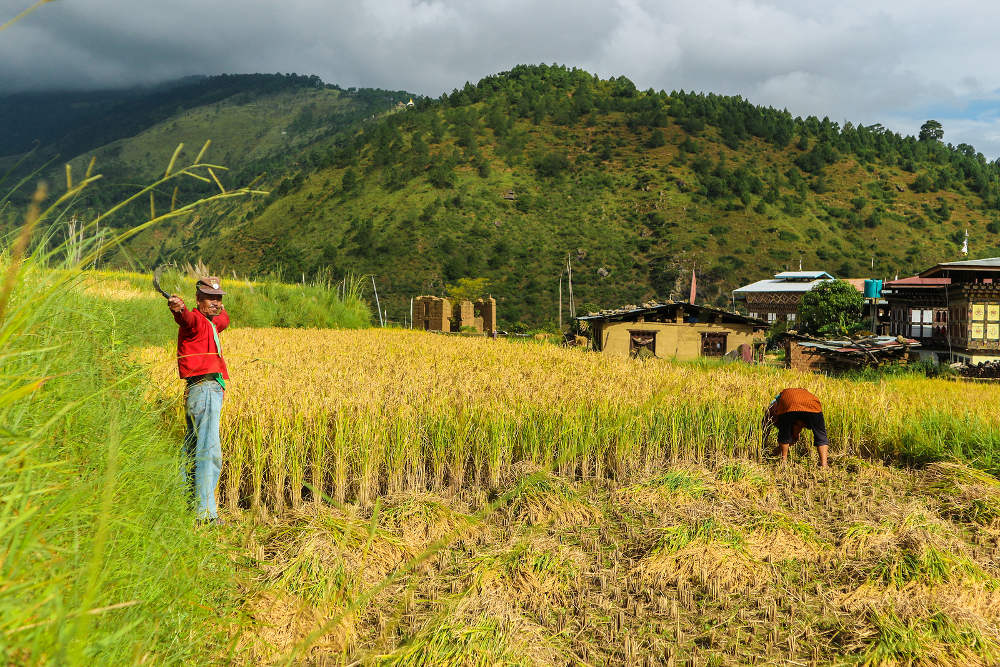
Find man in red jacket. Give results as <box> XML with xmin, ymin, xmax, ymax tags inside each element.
<box><xmin>168</xmin><ymin>277</ymin><xmax>229</xmax><ymax>523</ymax></box>
<box><xmin>764</xmin><ymin>387</ymin><xmax>829</xmax><ymax>468</ymax></box>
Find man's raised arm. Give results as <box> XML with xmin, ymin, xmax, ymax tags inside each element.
<box><xmin>168</xmin><ymin>295</ymin><xmax>197</xmax><ymax>328</ymax></box>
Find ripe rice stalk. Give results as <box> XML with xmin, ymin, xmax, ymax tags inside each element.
<box><xmin>135</xmin><ymin>329</ymin><xmax>1000</xmax><ymax>511</ymax></box>
<box><xmin>485</xmin><ymin>414</ymin><xmax>511</xmax><ymax>488</ymax></box>
<box><xmin>384</xmin><ymin>415</ymin><xmax>407</xmax><ymax>495</ymax></box>
<box><xmin>426</xmin><ymin>415</ymin><xmax>449</xmax><ymax>490</ymax></box>
<box><xmin>351</xmin><ymin>417</ymin><xmax>382</xmax><ymax>507</ymax></box>
<box><xmin>331</xmin><ymin>410</ymin><xmax>348</xmax><ymax>504</ymax></box>
<box><xmin>309</xmin><ymin>412</ymin><xmax>328</xmax><ymax>507</ymax></box>
<box><xmin>249</xmin><ymin>412</ymin><xmax>268</xmax><ymax>511</ymax></box>
<box><xmin>448</xmin><ymin>411</ymin><xmax>472</xmax><ymax>493</ymax></box>
<box><xmin>223</xmin><ymin>424</ymin><xmax>247</xmax><ymax>511</ymax></box>
<box><xmin>269</xmin><ymin>411</ymin><xmax>290</xmax><ymax>512</ymax></box>
<box><xmin>288</xmin><ymin>413</ymin><xmax>307</xmax><ymax>508</ymax></box>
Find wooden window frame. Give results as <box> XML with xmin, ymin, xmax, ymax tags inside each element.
<box><xmin>701</xmin><ymin>331</ymin><xmax>728</xmax><ymax>357</ymax></box>
<box><xmin>628</xmin><ymin>329</ymin><xmax>657</xmax><ymax>358</ymax></box>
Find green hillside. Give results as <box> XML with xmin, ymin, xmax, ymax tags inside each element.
<box><xmin>197</xmin><ymin>65</ymin><xmax>1000</xmax><ymax>326</ymax></box>
<box><xmin>0</xmin><ymin>74</ymin><xmax>413</xmax><ymax>236</ymax></box>
<box><xmin>14</xmin><ymin>65</ymin><xmax>1000</xmax><ymax>327</ymax></box>
<box><xmin>0</xmin><ymin>74</ymin><xmax>410</xmax><ymax>165</ymax></box>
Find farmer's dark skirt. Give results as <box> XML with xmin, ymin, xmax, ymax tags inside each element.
<box><xmin>776</xmin><ymin>411</ymin><xmax>829</xmax><ymax>447</ymax></box>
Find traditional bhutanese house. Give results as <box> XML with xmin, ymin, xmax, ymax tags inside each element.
<box><xmin>881</xmin><ymin>276</ymin><xmax>952</xmax><ymax>351</ymax></box>
<box><xmin>576</xmin><ymin>302</ymin><xmax>767</xmax><ymax>360</ymax></box>
<box><xmin>883</xmin><ymin>257</ymin><xmax>1000</xmax><ymax>363</ymax></box>
<box><xmin>732</xmin><ymin>271</ymin><xmax>835</xmax><ymax>326</ymax></box>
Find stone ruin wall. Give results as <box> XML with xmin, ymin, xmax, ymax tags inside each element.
<box><xmin>414</xmin><ymin>296</ymin><xmax>451</xmax><ymax>331</ymax></box>
<box><xmin>413</xmin><ymin>295</ymin><xmax>497</xmax><ymax>334</ymax></box>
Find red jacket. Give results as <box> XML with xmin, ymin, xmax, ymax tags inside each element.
<box><xmin>173</xmin><ymin>307</ymin><xmax>229</xmax><ymax>379</ymax></box>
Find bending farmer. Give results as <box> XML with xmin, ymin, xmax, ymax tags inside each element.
<box><xmin>764</xmin><ymin>388</ymin><xmax>829</xmax><ymax>468</ymax></box>
<box><xmin>168</xmin><ymin>277</ymin><xmax>229</xmax><ymax>522</ymax></box>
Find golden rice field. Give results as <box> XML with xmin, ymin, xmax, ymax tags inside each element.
<box><xmin>135</xmin><ymin>327</ymin><xmax>1000</xmax><ymax>664</ymax></box>
<box><xmin>225</xmin><ymin>458</ymin><xmax>1000</xmax><ymax>665</ymax></box>
<box><xmin>139</xmin><ymin>328</ymin><xmax>1000</xmax><ymax>512</ymax></box>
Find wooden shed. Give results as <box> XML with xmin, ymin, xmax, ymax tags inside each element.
<box><xmin>577</xmin><ymin>302</ymin><xmax>767</xmax><ymax>360</ymax></box>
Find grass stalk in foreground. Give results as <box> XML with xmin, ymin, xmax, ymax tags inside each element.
<box><xmin>0</xmin><ymin>148</ymin><xmax>264</xmax><ymax>663</ymax></box>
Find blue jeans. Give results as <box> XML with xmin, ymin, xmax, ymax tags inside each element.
<box><xmin>184</xmin><ymin>381</ymin><xmax>224</xmax><ymax>519</ymax></box>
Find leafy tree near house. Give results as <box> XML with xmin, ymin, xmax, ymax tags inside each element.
<box><xmin>799</xmin><ymin>279</ymin><xmax>864</xmax><ymax>336</ymax></box>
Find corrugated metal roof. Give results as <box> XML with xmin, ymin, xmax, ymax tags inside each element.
<box><xmin>884</xmin><ymin>276</ymin><xmax>952</xmax><ymax>287</ymax></box>
<box><xmin>733</xmin><ymin>278</ymin><xmax>833</xmax><ymax>294</ymax></box>
<box><xmin>935</xmin><ymin>257</ymin><xmax>1000</xmax><ymax>268</ymax></box>
<box><xmin>920</xmin><ymin>257</ymin><xmax>1000</xmax><ymax>277</ymax></box>
<box><xmin>774</xmin><ymin>271</ymin><xmax>835</xmax><ymax>279</ymax></box>
<box><xmin>577</xmin><ymin>301</ymin><xmax>767</xmax><ymax>326</ymax></box>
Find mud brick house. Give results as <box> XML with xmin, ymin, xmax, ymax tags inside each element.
<box><xmin>732</xmin><ymin>271</ymin><xmax>835</xmax><ymax>325</ymax></box>
<box><xmin>577</xmin><ymin>302</ymin><xmax>767</xmax><ymax>360</ymax></box>
<box><xmin>414</xmin><ymin>296</ymin><xmax>496</xmax><ymax>334</ymax></box>
<box><xmin>883</xmin><ymin>257</ymin><xmax>1000</xmax><ymax>363</ymax></box>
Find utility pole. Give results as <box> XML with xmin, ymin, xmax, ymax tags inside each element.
<box><xmin>371</xmin><ymin>275</ymin><xmax>383</xmax><ymax>327</ymax></box>
<box><xmin>566</xmin><ymin>254</ymin><xmax>575</xmax><ymax>320</ymax></box>
<box><xmin>558</xmin><ymin>272</ymin><xmax>563</xmax><ymax>331</ymax></box>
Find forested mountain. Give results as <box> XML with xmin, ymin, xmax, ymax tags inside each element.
<box><xmin>0</xmin><ymin>73</ymin><xmax>412</xmax><ymax>221</ymax></box>
<box><xmin>8</xmin><ymin>65</ymin><xmax>1000</xmax><ymax>327</ymax></box>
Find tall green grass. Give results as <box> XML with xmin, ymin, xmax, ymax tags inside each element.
<box><xmin>0</xmin><ymin>139</ymin><xmax>336</xmax><ymax>661</ymax></box>
<box><xmin>1</xmin><ymin>272</ymin><xmax>369</xmax><ymax>662</ymax></box>
<box><xmin>0</xmin><ymin>262</ymin><xmax>241</xmax><ymax>663</ymax></box>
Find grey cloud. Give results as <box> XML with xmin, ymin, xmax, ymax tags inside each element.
<box><xmin>3</xmin><ymin>0</ymin><xmax>1000</xmax><ymax>154</ymax></box>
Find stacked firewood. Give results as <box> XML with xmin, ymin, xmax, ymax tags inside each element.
<box><xmin>958</xmin><ymin>360</ymin><xmax>1000</xmax><ymax>379</ymax></box>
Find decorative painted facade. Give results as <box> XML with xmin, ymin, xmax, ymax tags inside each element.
<box><xmin>732</xmin><ymin>271</ymin><xmax>835</xmax><ymax>325</ymax></box>
<box><xmin>883</xmin><ymin>258</ymin><xmax>1000</xmax><ymax>363</ymax></box>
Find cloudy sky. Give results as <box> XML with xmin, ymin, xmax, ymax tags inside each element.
<box><xmin>4</xmin><ymin>0</ymin><xmax>1000</xmax><ymax>156</ymax></box>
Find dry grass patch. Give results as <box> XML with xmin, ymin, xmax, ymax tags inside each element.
<box><xmin>500</xmin><ymin>462</ymin><xmax>598</xmax><ymax>526</ymax></box>
<box><xmin>240</xmin><ymin>590</ymin><xmax>354</xmax><ymax>662</ymax></box>
<box><xmin>712</xmin><ymin>459</ymin><xmax>774</xmax><ymax>498</ymax></box>
<box><xmin>371</xmin><ymin>593</ymin><xmax>563</xmax><ymax>667</ymax></box>
<box><xmin>742</xmin><ymin>510</ymin><xmax>832</xmax><ymax>564</ymax></box>
<box><xmin>843</xmin><ymin>605</ymin><xmax>1000</xmax><ymax>667</ymax></box>
<box><xmin>218</xmin><ymin>457</ymin><xmax>1000</xmax><ymax>665</ymax></box>
<box><xmin>632</xmin><ymin>518</ymin><xmax>767</xmax><ymax>593</ymax></box>
<box><xmin>839</xmin><ymin>508</ymin><xmax>987</xmax><ymax>587</ymax></box>
<box><xmin>614</xmin><ymin>465</ymin><xmax>711</xmax><ymax>511</ymax></box>
<box><xmin>80</xmin><ymin>275</ymin><xmax>148</xmax><ymax>300</ymax></box>
<box><xmin>375</xmin><ymin>492</ymin><xmax>475</xmax><ymax>549</ymax></box>
<box><xmin>250</xmin><ymin>507</ymin><xmax>413</xmax><ymax>603</ymax></box>
<box><xmin>468</xmin><ymin>534</ymin><xmax>586</xmax><ymax>607</ymax></box>
<box><xmin>923</xmin><ymin>462</ymin><xmax>1000</xmax><ymax>528</ymax></box>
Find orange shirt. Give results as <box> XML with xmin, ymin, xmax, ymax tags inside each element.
<box><xmin>770</xmin><ymin>388</ymin><xmax>822</xmax><ymax>416</ymax></box>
